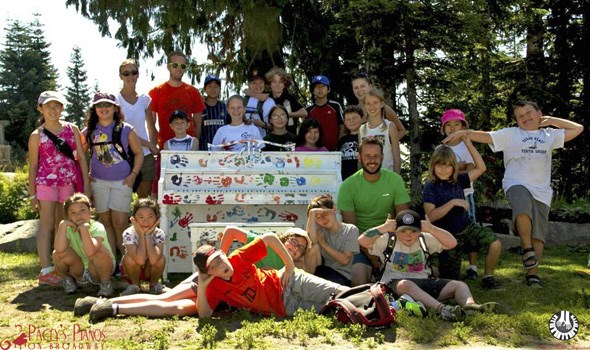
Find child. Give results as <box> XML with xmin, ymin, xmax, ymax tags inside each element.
<box><xmin>53</xmin><ymin>193</ymin><xmax>115</xmax><ymax>296</ymax></box>
<box><xmin>211</xmin><ymin>95</ymin><xmax>264</xmax><ymax>151</ymax></box>
<box><xmin>295</xmin><ymin>118</ymin><xmax>328</xmax><ymax>152</ymax></box>
<box><xmin>422</xmin><ymin>140</ymin><xmax>502</xmax><ymax>289</ymax></box>
<box><xmin>77</xmin><ymin>226</ymin><xmax>317</xmax><ymax>322</ymax></box>
<box><xmin>265</xmin><ymin>67</ymin><xmax>308</xmax><ymax>134</ymax></box>
<box><xmin>120</xmin><ymin>198</ymin><xmax>166</xmax><ymax>296</ymax></box>
<box><xmin>351</xmin><ymin>72</ymin><xmax>406</xmax><ymax>139</ymax></box>
<box><xmin>359</xmin><ymin>210</ymin><xmax>501</xmax><ymax>322</ymax></box>
<box><xmin>443</xmin><ymin>100</ymin><xmax>584</xmax><ymax>288</ymax></box>
<box><xmin>28</xmin><ymin>91</ymin><xmax>90</xmax><ymax>286</ymax></box>
<box><xmin>195</xmin><ymin>231</ymin><xmax>349</xmax><ymax>319</ymax></box>
<box><xmin>244</xmin><ymin>69</ymin><xmax>276</xmax><ymax>138</ymax></box>
<box><xmin>263</xmin><ymin>105</ymin><xmax>297</xmax><ymax>151</ymax></box>
<box><xmin>306</xmin><ymin>195</ymin><xmax>360</xmax><ymax>286</ymax></box>
<box><xmin>162</xmin><ymin>110</ymin><xmax>199</xmax><ymax>150</ymax></box>
<box><xmin>198</xmin><ymin>75</ymin><xmax>228</xmax><ymax>150</ymax></box>
<box><xmin>305</xmin><ymin>75</ymin><xmax>345</xmax><ymax>151</ymax></box>
<box><xmin>359</xmin><ymin>88</ymin><xmax>401</xmax><ymax>173</ymax></box>
<box><xmin>440</xmin><ymin>109</ymin><xmax>479</xmax><ymax>279</ymax></box>
<box><xmin>337</xmin><ymin>105</ymin><xmax>363</xmax><ymax>180</ymax></box>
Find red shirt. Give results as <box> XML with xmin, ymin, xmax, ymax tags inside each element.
<box><xmin>306</xmin><ymin>100</ymin><xmax>344</xmax><ymax>151</ymax></box>
<box><xmin>205</xmin><ymin>238</ymin><xmax>286</xmax><ymax>317</ymax></box>
<box><xmin>149</xmin><ymin>82</ymin><xmax>205</xmax><ymax>148</ymax></box>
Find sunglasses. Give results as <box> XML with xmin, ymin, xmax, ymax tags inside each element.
<box><xmin>95</xmin><ymin>102</ymin><xmax>114</xmax><ymax>109</ymax></box>
<box><xmin>168</xmin><ymin>62</ymin><xmax>188</xmax><ymax>70</ymax></box>
<box><xmin>121</xmin><ymin>70</ymin><xmax>139</xmax><ymax>77</ymax></box>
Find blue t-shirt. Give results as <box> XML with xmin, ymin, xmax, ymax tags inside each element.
<box><xmin>422</xmin><ymin>172</ymin><xmax>471</xmax><ymax>234</ymax></box>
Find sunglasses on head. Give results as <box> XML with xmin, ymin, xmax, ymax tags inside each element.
<box><xmin>121</xmin><ymin>70</ymin><xmax>139</xmax><ymax>77</ymax></box>
<box><xmin>168</xmin><ymin>62</ymin><xmax>188</xmax><ymax>70</ymax></box>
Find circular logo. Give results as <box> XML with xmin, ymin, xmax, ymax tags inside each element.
<box><xmin>548</xmin><ymin>310</ymin><xmax>579</xmax><ymax>341</ymax></box>
<box><xmin>402</xmin><ymin>213</ymin><xmax>415</xmax><ymax>225</ymax></box>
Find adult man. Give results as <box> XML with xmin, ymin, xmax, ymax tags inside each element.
<box><xmin>149</xmin><ymin>51</ymin><xmax>205</xmax><ymax>148</ymax></box>
<box><xmin>244</xmin><ymin>69</ymin><xmax>275</xmax><ymax>138</ymax></box>
<box><xmin>338</xmin><ymin>138</ymin><xmax>411</xmax><ymax>284</ymax></box>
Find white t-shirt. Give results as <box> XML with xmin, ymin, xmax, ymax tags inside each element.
<box><xmin>449</xmin><ymin>141</ymin><xmax>475</xmax><ymax>196</ymax></box>
<box><xmin>489</xmin><ymin>127</ymin><xmax>565</xmax><ymax>206</ymax></box>
<box><xmin>245</xmin><ymin>97</ymin><xmax>276</xmax><ymax>138</ymax></box>
<box><xmin>318</xmin><ymin>223</ymin><xmax>360</xmax><ymax>280</ymax></box>
<box><xmin>360</xmin><ymin>119</ymin><xmax>394</xmax><ymax>171</ymax></box>
<box><xmin>211</xmin><ymin>123</ymin><xmax>263</xmax><ymax>151</ymax></box>
<box><xmin>122</xmin><ymin>226</ymin><xmax>165</xmax><ymax>250</ymax></box>
<box><xmin>117</xmin><ymin>93</ymin><xmax>152</xmax><ymax>156</ymax></box>
<box><xmin>368</xmin><ymin>232</ymin><xmax>443</xmax><ymax>282</ymax></box>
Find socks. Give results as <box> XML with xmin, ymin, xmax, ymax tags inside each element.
<box><xmin>112</xmin><ymin>303</ymin><xmax>119</xmax><ymax>316</ymax></box>
<box><xmin>40</xmin><ymin>266</ymin><xmax>54</xmax><ymax>275</ymax></box>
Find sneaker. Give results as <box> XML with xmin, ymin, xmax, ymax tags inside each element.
<box><xmin>439</xmin><ymin>304</ymin><xmax>465</xmax><ymax>322</ymax></box>
<box><xmin>38</xmin><ymin>270</ymin><xmax>61</xmax><ymax>287</ymax></box>
<box><xmin>148</xmin><ymin>283</ymin><xmax>164</xmax><ymax>295</ymax></box>
<box><xmin>482</xmin><ymin>276</ymin><xmax>504</xmax><ymax>290</ymax></box>
<box><xmin>74</xmin><ymin>296</ymin><xmax>100</xmax><ymax>317</ymax></box>
<box><xmin>464</xmin><ymin>268</ymin><xmax>479</xmax><ymax>280</ymax></box>
<box><xmin>89</xmin><ymin>300</ymin><xmax>114</xmax><ymax>323</ymax></box>
<box><xmin>120</xmin><ymin>284</ymin><xmax>140</xmax><ymax>296</ymax></box>
<box><xmin>97</xmin><ymin>282</ymin><xmax>113</xmax><ymax>297</ymax></box>
<box><xmin>62</xmin><ymin>276</ymin><xmax>77</xmax><ymax>294</ymax></box>
<box><xmin>463</xmin><ymin>302</ymin><xmax>501</xmax><ymax>315</ymax></box>
<box><xmin>77</xmin><ymin>269</ymin><xmax>92</xmax><ymax>286</ymax></box>
<box><xmin>398</xmin><ymin>294</ymin><xmax>428</xmax><ymax>318</ymax></box>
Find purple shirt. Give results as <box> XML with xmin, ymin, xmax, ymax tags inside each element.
<box><xmin>87</xmin><ymin>122</ymin><xmax>133</xmax><ymax>181</ymax></box>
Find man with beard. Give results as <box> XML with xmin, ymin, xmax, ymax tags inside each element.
<box><xmin>337</xmin><ymin>138</ymin><xmax>410</xmax><ymax>284</ymax></box>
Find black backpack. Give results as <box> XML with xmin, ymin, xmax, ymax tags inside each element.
<box><xmin>320</xmin><ymin>283</ymin><xmax>396</xmax><ymax>328</ymax></box>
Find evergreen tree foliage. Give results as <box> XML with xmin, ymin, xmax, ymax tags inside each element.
<box><xmin>65</xmin><ymin>46</ymin><xmax>90</xmax><ymax>127</ymax></box>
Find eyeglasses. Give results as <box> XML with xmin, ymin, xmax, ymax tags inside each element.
<box><xmin>95</xmin><ymin>102</ymin><xmax>114</xmax><ymax>109</ymax></box>
<box><xmin>271</xmin><ymin>114</ymin><xmax>288</xmax><ymax>120</ymax></box>
<box><xmin>121</xmin><ymin>70</ymin><xmax>139</xmax><ymax>77</ymax></box>
<box><xmin>168</xmin><ymin>62</ymin><xmax>188</xmax><ymax>70</ymax></box>
<box><xmin>288</xmin><ymin>237</ymin><xmax>307</xmax><ymax>255</ymax></box>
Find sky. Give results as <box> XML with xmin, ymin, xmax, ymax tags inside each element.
<box><xmin>0</xmin><ymin>0</ymin><xmax>208</xmax><ymax>96</ymax></box>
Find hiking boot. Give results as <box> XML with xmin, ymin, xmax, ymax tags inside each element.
<box><xmin>120</xmin><ymin>284</ymin><xmax>140</xmax><ymax>296</ymax></box>
<box><xmin>89</xmin><ymin>300</ymin><xmax>114</xmax><ymax>323</ymax></box>
<box><xmin>38</xmin><ymin>270</ymin><xmax>61</xmax><ymax>287</ymax></box>
<box><xmin>74</xmin><ymin>296</ymin><xmax>100</xmax><ymax>317</ymax></box>
<box><xmin>482</xmin><ymin>276</ymin><xmax>504</xmax><ymax>290</ymax></box>
<box><xmin>464</xmin><ymin>268</ymin><xmax>478</xmax><ymax>280</ymax></box>
<box><xmin>149</xmin><ymin>283</ymin><xmax>164</xmax><ymax>295</ymax></box>
<box><xmin>97</xmin><ymin>281</ymin><xmax>113</xmax><ymax>297</ymax></box>
<box><xmin>439</xmin><ymin>304</ymin><xmax>465</xmax><ymax>322</ymax></box>
<box><xmin>62</xmin><ymin>276</ymin><xmax>77</xmax><ymax>294</ymax></box>
<box><xmin>398</xmin><ymin>294</ymin><xmax>428</xmax><ymax>318</ymax></box>
<box><xmin>463</xmin><ymin>302</ymin><xmax>501</xmax><ymax>316</ymax></box>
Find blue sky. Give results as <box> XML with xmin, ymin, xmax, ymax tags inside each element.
<box><xmin>0</xmin><ymin>0</ymin><xmax>207</xmax><ymax>96</ymax></box>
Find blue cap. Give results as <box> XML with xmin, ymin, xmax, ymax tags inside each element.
<box><xmin>310</xmin><ymin>75</ymin><xmax>330</xmax><ymax>90</ymax></box>
<box><xmin>204</xmin><ymin>75</ymin><xmax>221</xmax><ymax>88</ymax></box>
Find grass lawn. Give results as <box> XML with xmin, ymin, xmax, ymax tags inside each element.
<box><xmin>0</xmin><ymin>245</ymin><xmax>589</xmax><ymax>349</ymax></box>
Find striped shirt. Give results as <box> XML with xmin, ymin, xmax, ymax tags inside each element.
<box><xmin>200</xmin><ymin>100</ymin><xmax>228</xmax><ymax>150</ymax></box>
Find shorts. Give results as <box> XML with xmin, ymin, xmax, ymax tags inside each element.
<box><xmin>387</xmin><ymin>278</ymin><xmax>450</xmax><ymax>299</ymax></box>
<box><xmin>36</xmin><ymin>184</ymin><xmax>75</xmax><ymax>203</ymax></box>
<box><xmin>120</xmin><ymin>261</ymin><xmax>148</xmax><ymax>282</ymax></box>
<box><xmin>314</xmin><ymin>265</ymin><xmax>351</xmax><ymax>286</ymax></box>
<box><xmin>506</xmin><ymin>185</ymin><xmax>550</xmax><ymax>243</ymax></box>
<box><xmin>352</xmin><ymin>251</ymin><xmax>372</xmax><ymax>266</ymax></box>
<box><xmin>282</xmin><ymin>268</ymin><xmax>343</xmax><ymax>316</ymax></box>
<box><xmin>91</xmin><ymin>178</ymin><xmax>133</xmax><ymax>213</ymax></box>
<box><xmin>140</xmin><ymin>154</ymin><xmax>156</xmax><ymax>182</ymax></box>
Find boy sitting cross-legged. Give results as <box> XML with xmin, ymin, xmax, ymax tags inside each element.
<box><xmin>358</xmin><ymin>209</ymin><xmax>501</xmax><ymax>322</ymax></box>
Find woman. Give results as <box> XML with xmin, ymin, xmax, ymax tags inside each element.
<box><xmin>117</xmin><ymin>59</ymin><xmax>158</xmax><ymax>198</ymax></box>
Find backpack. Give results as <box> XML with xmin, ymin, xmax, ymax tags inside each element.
<box><xmin>246</xmin><ymin>96</ymin><xmax>266</xmax><ymax>123</ymax></box>
<box><xmin>89</xmin><ymin>123</ymin><xmax>142</xmax><ymax>191</ymax></box>
<box><xmin>378</xmin><ymin>232</ymin><xmax>432</xmax><ymax>280</ymax></box>
<box><xmin>320</xmin><ymin>283</ymin><xmax>396</xmax><ymax>328</ymax></box>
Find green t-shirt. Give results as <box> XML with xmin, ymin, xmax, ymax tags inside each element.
<box><xmin>246</xmin><ymin>231</ymin><xmax>284</xmax><ymax>270</ymax></box>
<box><xmin>66</xmin><ymin>220</ymin><xmax>115</xmax><ymax>268</ymax></box>
<box><xmin>337</xmin><ymin>169</ymin><xmax>410</xmax><ymax>233</ymax></box>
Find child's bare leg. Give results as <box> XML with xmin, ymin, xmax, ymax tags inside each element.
<box><xmin>117</xmin><ymin>298</ymin><xmax>197</xmax><ymax>317</ymax></box>
<box><xmin>436</xmin><ymin>280</ymin><xmax>475</xmax><ymax>306</ymax></box>
<box><xmin>395</xmin><ymin>280</ymin><xmax>447</xmax><ymax>310</ymax></box>
<box><xmin>38</xmin><ymin>200</ymin><xmax>57</xmax><ymax>269</ymax></box>
<box><xmin>467</xmin><ymin>252</ymin><xmax>478</xmax><ymax>267</ymax></box>
<box><xmin>121</xmin><ymin>255</ymin><xmax>143</xmax><ymax>286</ymax></box>
<box><xmin>112</xmin><ymin>282</ymin><xmax>195</xmax><ymax>304</ymax></box>
<box><xmin>111</xmin><ymin>210</ymin><xmax>129</xmax><ymax>255</ymax></box>
<box><xmin>98</xmin><ymin>211</ymin><xmax>118</xmax><ymax>258</ymax></box>
<box><xmin>88</xmin><ymin>247</ymin><xmax>114</xmax><ymax>282</ymax></box>
<box><xmin>483</xmin><ymin>240</ymin><xmax>501</xmax><ymax>275</ymax></box>
<box><xmin>351</xmin><ymin>263</ymin><xmax>371</xmax><ymax>286</ymax></box>
<box><xmin>148</xmin><ymin>257</ymin><xmax>166</xmax><ymax>287</ymax></box>
<box><xmin>515</xmin><ymin>214</ymin><xmax>533</xmax><ymax>249</ymax></box>
<box><xmin>53</xmin><ymin>248</ymin><xmax>84</xmax><ymax>280</ymax></box>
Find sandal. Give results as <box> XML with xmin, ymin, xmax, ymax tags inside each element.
<box><xmin>525</xmin><ymin>274</ymin><xmax>543</xmax><ymax>288</ymax></box>
<box><xmin>521</xmin><ymin>247</ymin><xmax>538</xmax><ymax>269</ymax></box>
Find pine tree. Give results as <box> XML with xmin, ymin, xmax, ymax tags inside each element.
<box><xmin>0</xmin><ymin>15</ymin><xmax>57</xmax><ymax>156</ymax></box>
<box><xmin>65</xmin><ymin>46</ymin><xmax>90</xmax><ymax>127</ymax></box>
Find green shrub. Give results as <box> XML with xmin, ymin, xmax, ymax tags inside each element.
<box><xmin>0</xmin><ymin>165</ymin><xmax>37</xmax><ymax>224</ymax></box>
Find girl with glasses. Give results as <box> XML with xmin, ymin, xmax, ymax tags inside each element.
<box><xmin>263</xmin><ymin>105</ymin><xmax>297</xmax><ymax>151</ymax></box>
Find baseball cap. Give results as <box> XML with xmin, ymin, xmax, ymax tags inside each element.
<box><xmin>204</xmin><ymin>75</ymin><xmax>221</xmax><ymax>88</ymax></box>
<box><xmin>395</xmin><ymin>210</ymin><xmax>422</xmax><ymax>232</ymax></box>
<box><xmin>310</xmin><ymin>75</ymin><xmax>330</xmax><ymax>91</ymax></box>
<box><xmin>91</xmin><ymin>92</ymin><xmax>119</xmax><ymax>106</ymax></box>
<box><xmin>169</xmin><ymin>110</ymin><xmax>190</xmax><ymax>123</ymax></box>
<box><xmin>285</xmin><ymin>228</ymin><xmax>312</xmax><ymax>250</ymax></box>
<box><xmin>248</xmin><ymin>68</ymin><xmax>265</xmax><ymax>82</ymax></box>
<box><xmin>193</xmin><ymin>245</ymin><xmax>223</xmax><ymax>273</ymax></box>
<box><xmin>37</xmin><ymin>91</ymin><xmax>66</xmax><ymax>106</ymax></box>
<box><xmin>440</xmin><ymin>109</ymin><xmax>469</xmax><ymax>133</ymax></box>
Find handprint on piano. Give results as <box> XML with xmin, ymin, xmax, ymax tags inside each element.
<box><xmin>179</xmin><ymin>212</ymin><xmax>194</xmax><ymax>228</ymax></box>
<box><xmin>170</xmin><ymin>154</ymin><xmax>189</xmax><ymax>167</ymax></box>
<box><xmin>279</xmin><ymin>211</ymin><xmax>299</xmax><ymax>222</ymax></box>
<box><xmin>206</xmin><ymin>194</ymin><xmax>225</xmax><ymax>204</ymax></box>
<box><xmin>163</xmin><ymin>193</ymin><xmax>182</xmax><ymax>204</ymax></box>
<box><xmin>258</xmin><ymin>207</ymin><xmax>277</xmax><ymax>220</ymax></box>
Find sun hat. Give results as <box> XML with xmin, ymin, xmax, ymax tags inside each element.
<box><xmin>37</xmin><ymin>91</ymin><xmax>66</xmax><ymax>106</ymax></box>
<box><xmin>440</xmin><ymin>109</ymin><xmax>469</xmax><ymax>133</ymax></box>
<box><xmin>91</xmin><ymin>92</ymin><xmax>119</xmax><ymax>106</ymax></box>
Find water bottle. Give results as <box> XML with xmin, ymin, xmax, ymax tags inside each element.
<box><xmin>284</xmin><ymin>100</ymin><xmax>293</xmax><ymax>126</ymax></box>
